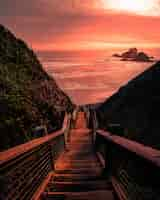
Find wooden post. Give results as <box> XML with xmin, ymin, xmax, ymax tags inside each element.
<box><xmin>103</xmin><ymin>141</ymin><xmax>112</xmax><ymax>178</ymax></box>
<box><xmin>93</xmin><ymin>110</ymin><xmax>98</xmax><ymax>144</ymax></box>
<box><xmin>49</xmin><ymin>142</ymin><xmax>55</xmax><ymax>171</ymax></box>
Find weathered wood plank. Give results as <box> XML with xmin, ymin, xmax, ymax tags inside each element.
<box><xmin>97</xmin><ymin>130</ymin><xmax>160</xmax><ymax>167</ymax></box>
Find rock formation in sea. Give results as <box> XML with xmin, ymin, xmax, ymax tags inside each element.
<box><xmin>122</xmin><ymin>48</ymin><xmax>138</xmax><ymax>59</ymax></box>
<box><xmin>0</xmin><ymin>25</ymin><xmax>74</xmax><ymax>151</ymax></box>
<box><xmin>96</xmin><ymin>61</ymin><xmax>160</xmax><ymax>149</ymax></box>
<box><xmin>113</xmin><ymin>48</ymin><xmax>154</xmax><ymax>62</ymax></box>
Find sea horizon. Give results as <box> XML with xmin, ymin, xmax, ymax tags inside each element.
<box><xmin>37</xmin><ymin>47</ymin><xmax>160</xmax><ymax>105</ymax></box>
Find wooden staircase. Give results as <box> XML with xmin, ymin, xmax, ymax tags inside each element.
<box><xmin>42</xmin><ymin>112</ymin><xmax>114</xmax><ymax>200</ymax></box>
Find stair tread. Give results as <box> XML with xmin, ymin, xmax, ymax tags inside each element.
<box><xmin>42</xmin><ymin>112</ymin><xmax>114</xmax><ymax>199</ymax></box>
<box><xmin>55</xmin><ymin>168</ymin><xmax>102</xmax><ymax>175</ymax></box>
<box><xmin>47</xmin><ymin>180</ymin><xmax>112</xmax><ymax>192</ymax></box>
<box><xmin>50</xmin><ymin>180</ymin><xmax>110</xmax><ymax>185</ymax></box>
<box><xmin>53</xmin><ymin>174</ymin><xmax>102</xmax><ymax>181</ymax></box>
<box><xmin>44</xmin><ymin>190</ymin><xmax>114</xmax><ymax>200</ymax></box>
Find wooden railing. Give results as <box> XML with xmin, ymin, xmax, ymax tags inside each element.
<box><xmin>0</xmin><ymin>113</ymin><xmax>71</xmax><ymax>200</ymax></box>
<box><xmin>1</xmin><ymin>107</ymin><xmax>160</xmax><ymax>200</ymax></box>
<box><xmin>96</xmin><ymin>130</ymin><xmax>160</xmax><ymax>200</ymax></box>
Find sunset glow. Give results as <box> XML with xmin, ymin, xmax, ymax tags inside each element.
<box><xmin>102</xmin><ymin>0</ymin><xmax>159</xmax><ymax>16</ymax></box>
<box><xmin>0</xmin><ymin>0</ymin><xmax>160</xmax><ymax>50</ymax></box>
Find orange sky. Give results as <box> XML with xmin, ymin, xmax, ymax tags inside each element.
<box><xmin>0</xmin><ymin>0</ymin><xmax>160</xmax><ymax>50</ymax></box>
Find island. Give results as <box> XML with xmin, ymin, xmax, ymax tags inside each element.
<box><xmin>113</xmin><ymin>48</ymin><xmax>154</xmax><ymax>62</ymax></box>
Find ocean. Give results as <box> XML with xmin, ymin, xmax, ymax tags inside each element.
<box><xmin>37</xmin><ymin>48</ymin><xmax>160</xmax><ymax>105</ymax></box>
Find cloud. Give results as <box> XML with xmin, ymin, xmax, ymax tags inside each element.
<box><xmin>0</xmin><ymin>0</ymin><xmax>160</xmax><ymax>50</ymax></box>
<box><xmin>0</xmin><ymin>0</ymin><xmax>99</xmax><ymax>16</ymax></box>
<box><xmin>1</xmin><ymin>0</ymin><xmax>160</xmax><ymax>16</ymax></box>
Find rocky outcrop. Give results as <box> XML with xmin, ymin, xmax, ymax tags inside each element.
<box><xmin>134</xmin><ymin>52</ymin><xmax>151</xmax><ymax>62</ymax></box>
<box><xmin>0</xmin><ymin>25</ymin><xmax>74</xmax><ymax>151</ymax></box>
<box><xmin>122</xmin><ymin>48</ymin><xmax>138</xmax><ymax>59</ymax></box>
<box><xmin>96</xmin><ymin>61</ymin><xmax>160</xmax><ymax>149</ymax></box>
<box><xmin>113</xmin><ymin>48</ymin><xmax>154</xmax><ymax>62</ymax></box>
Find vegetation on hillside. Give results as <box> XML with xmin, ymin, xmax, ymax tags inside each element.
<box><xmin>0</xmin><ymin>25</ymin><xmax>73</xmax><ymax>151</ymax></box>
<box><xmin>96</xmin><ymin>61</ymin><xmax>160</xmax><ymax>149</ymax></box>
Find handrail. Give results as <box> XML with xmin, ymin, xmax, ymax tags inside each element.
<box><xmin>96</xmin><ymin>129</ymin><xmax>160</xmax><ymax>200</ymax></box>
<box><xmin>0</xmin><ymin>130</ymin><xmax>62</xmax><ymax>165</ymax></box>
<box><xmin>0</xmin><ymin>112</ymin><xmax>72</xmax><ymax>200</ymax></box>
<box><xmin>97</xmin><ymin>130</ymin><xmax>160</xmax><ymax>167</ymax></box>
<box><xmin>0</xmin><ymin>112</ymin><xmax>70</xmax><ymax>165</ymax></box>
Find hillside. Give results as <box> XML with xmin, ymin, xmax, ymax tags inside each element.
<box><xmin>0</xmin><ymin>25</ymin><xmax>73</xmax><ymax>151</ymax></box>
<box><xmin>96</xmin><ymin>61</ymin><xmax>160</xmax><ymax>149</ymax></box>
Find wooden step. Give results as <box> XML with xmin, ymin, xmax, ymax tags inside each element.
<box><xmin>55</xmin><ymin>167</ymin><xmax>102</xmax><ymax>176</ymax></box>
<box><xmin>55</xmin><ymin>153</ymin><xmax>97</xmax><ymax>164</ymax></box>
<box><xmin>68</xmin><ymin>142</ymin><xmax>93</xmax><ymax>147</ymax></box>
<box><xmin>57</xmin><ymin>160</ymin><xmax>100</xmax><ymax>168</ymax></box>
<box><xmin>55</xmin><ymin>157</ymin><xmax>99</xmax><ymax>164</ymax></box>
<box><xmin>41</xmin><ymin>112</ymin><xmax>115</xmax><ymax>200</ymax></box>
<box><xmin>55</xmin><ymin>160</ymin><xmax>100</xmax><ymax>170</ymax></box>
<box><xmin>47</xmin><ymin>180</ymin><xmax>112</xmax><ymax>192</ymax></box>
<box><xmin>53</xmin><ymin>173</ymin><xmax>103</xmax><ymax>182</ymax></box>
<box><xmin>42</xmin><ymin>190</ymin><xmax>115</xmax><ymax>200</ymax></box>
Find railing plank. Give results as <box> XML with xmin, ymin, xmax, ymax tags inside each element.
<box><xmin>97</xmin><ymin>130</ymin><xmax>160</xmax><ymax>167</ymax></box>
<box><xmin>0</xmin><ymin>112</ymin><xmax>71</xmax><ymax>200</ymax></box>
<box><xmin>96</xmin><ymin>129</ymin><xmax>160</xmax><ymax>200</ymax></box>
<box><xmin>0</xmin><ymin>130</ymin><xmax>62</xmax><ymax>165</ymax></box>
<box><xmin>0</xmin><ymin>112</ymin><xmax>69</xmax><ymax>165</ymax></box>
